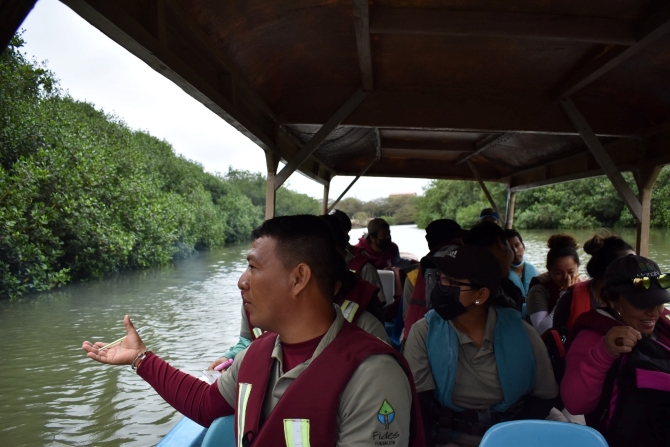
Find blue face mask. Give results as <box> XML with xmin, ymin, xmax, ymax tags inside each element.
<box><xmin>431</xmin><ymin>285</ymin><xmax>469</xmax><ymax>321</ymax></box>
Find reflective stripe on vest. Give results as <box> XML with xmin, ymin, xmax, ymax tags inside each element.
<box><xmin>340</xmin><ymin>300</ymin><xmax>360</xmax><ymax>322</ymax></box>
<box><xmin>283</xmin><ymin>419</ymin><xmax>311</xmax><ymax>447</ymax></box>
<box><xmin>237</xmin><ymin>383</ymin><xmax>252</xmax><ymax>447</ymax></box>
<box><xmin>252</xmin><ymin>327</ymin><xmax>263</xmax><ymax>338</ymax></box>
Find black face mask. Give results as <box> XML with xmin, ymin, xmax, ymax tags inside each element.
<box><xmin>377</xmin><ymin>238</ymin><xmax>392</xmax><ymax>251</ymax></box>
<box><xmin>431</xmin><ymin>285</ymin><xmax>469</xmax><ymax>321</ymax></box>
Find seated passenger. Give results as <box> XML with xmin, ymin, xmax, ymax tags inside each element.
<box><xmin>83</xmin><ymin>215</ymin><xmax>424</xmax><ymax>446</ymax></box>
<box><xmin>403</xmin><ymin>219</ymin><xmax>466</xmax><ymax>342</ymax></box>
<box><xmin>553</xmin><ymin>234</ymin><xmax>634</xmax><ymax>331</ymax></box>
<box><xmin>354</xmin><ymin>217</ymin><xmax>415</xmax><ymax>270</ymax></box>
<box><xmin>464</xmin><ymin>222</ymin><xmax>523</xmax><ymax>312</ymax></box>
<box><xmin>562</xmin><ymin>254</ymin><xmax>670</xmax><ymax>447</ymax></box>
<box><xmin>504</xmin><ymin>229</ymin><xmax>539</xmax><ymax>297</ymax></box>
<box><xmin>207</xmin><ymin>215</ymin><xmax>390</xmax><ymax>370</ymax></box>
<box><xmin>403</xmin><ymin>245</ymin><xmax>558</xmax><ymax>447</ymax></box>
<box><xmin>478</xmin><ymin>208</ymin><xmax>500</xmax><ymax>225</ymax></box>
<box><xmin>527</xmin><ymin>234</ymin><xmax>582</xmax><ymax>334</ymax></box>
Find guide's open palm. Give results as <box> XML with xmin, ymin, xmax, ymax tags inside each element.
<box><xmin>82</xmin><ymin>315</ymin><xmax>146</xmax><ymax>366</ymax></box>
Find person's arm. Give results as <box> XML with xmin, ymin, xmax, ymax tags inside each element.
<box><xmin>81</xmin><ymin>315</ymin><xmax>234</xmax><ymax>427</ymax></box>
<box><xmin>337</xmin><ymin>354</ymin><xmax>412</xmax><ymax>446</ymax></box>
<box><xmin>402</xmin><ymin>319</ymin><xmax>436</xmax><ymax>393</ymax></box>
<box><xmin>523</xmin><ymin>321</ymin><xmax>559</xmax><ymax>401</ymax></box>
<box><xmin>221</xmin><ymin>336</ymin><xmax>252</xmax><ymax>360</ymax></box>
<box><xmin>138</xmin><ymin>353</ymin><xmax>234</xmax><ymax>427</ymax></box>
<box><xmin>527</xmin><ymin>285</ymin><xmax>554</xmax><ymax>334</ymax></box>
<box><xmin>561</xmin><ymin>329</ymin><xmax>619</xmax><ymax>415</ymax></box>
<box><xmin>552</xmin><ymin>291</ymin><xmax>573</xmax><ymax>330</ymax></box>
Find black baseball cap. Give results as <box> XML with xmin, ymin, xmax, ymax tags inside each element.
<box><xmin>425</xmin><ymin>245</ymin><xmax>501</xmax><ymax>294</ymax></box>
<box><xmin>425</xmin><ymin>219</ymin><xmax>466</xmax><ymax>245</ymax></box>
<box><xmin>605</xmin><ymin>254</ymin><xmax>670</xmax><ymax>309</ymax></box>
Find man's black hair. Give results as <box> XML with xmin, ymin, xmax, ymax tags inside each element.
<box><xmin>464</xmin><ymin>221</ymin><xmax>507</xmax><ymax>247</ymax></box>
<box><xmin>321</xmin><ymin>214</ymin><xmax>348</xmax><ymax>251</ymax></box>
<box><xmin>504</xmin><ymin>228</ymin><xmax>524</xmax><ymax>246</ymax></box>
<box><xmin>330</xmin><ymin>209</ymin><xmax>352</xmax><ymax>234</ymax></box>
<box><xmin>250</xmin><ymin>215</ymin><xmax>339</xmax><ymax>298</ymax></box>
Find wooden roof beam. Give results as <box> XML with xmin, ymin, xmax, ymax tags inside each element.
<box><xmin>456</xmin><ymin>132</ymin><xmax>515</xmax><ymax>165</ymax></box>
<box><xmin>381</xmin><ymin>139</ymin><xmax>476</xmax><ymax>152</ymax></box>
<box><xmin>555</xmin><ymin>3</ymin><xmax>670</xmax><ymax>99</ymax></box>
<box><xmin>278</xmin><ymin>88</ymin><xmax>642</xmax><ymax>137</ymax></box>
<box><xmin>353</xmin><ymin>0</ymin><xmax>373</xmax><ymax>91</ymax></box>
<box><xmin>370</xmin><ymin>7</ymin><xmax>635</xmax><ymax>45</ymax></box>
<box><xmin>468</xmin><ymin>161</ymin><xmax>500</xmax><ymax>217</ymax></box>
<box><xmin>0</xmin><ymin>0</ymin><xmax>38</xmax><ymax>52</ymax></box>
<box><xmin>274</xmin><ymin>89</ymin><xmax>369</xmax><ymax>190</ymax></box>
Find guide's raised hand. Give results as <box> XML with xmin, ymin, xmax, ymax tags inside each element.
<box><xmin>82</xmin><ymin>315</ymin><xmax>147</xmax><ymax>365</ymax></box>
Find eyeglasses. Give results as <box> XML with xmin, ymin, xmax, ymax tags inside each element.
<box><xmin>632</xmin><ymin>274</ymin><xmax>670</xmax><ymax>290</ymax></box>
<box><xmin>428</xmin><ymin>274</ymin><xmax>481</xmax><ymax>292</ymax></box>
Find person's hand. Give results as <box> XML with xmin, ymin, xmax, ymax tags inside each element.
<box><xmin>208</xmin><ymin>357</ymin><xmax>230</xmax><ymax>370</ymax></box>
<box><xmin>570</xmin><ymin>273</ymin><xmax>581</xmax><ymax>287</ymax></box>
<box><xmin>603</xmin><ymin>326</ymin><xmax>641</xmax><ymax>357</ymax></box>
<box><xmin>82</xmin><ymin>315</ymin><xmax>147</xmax><ymax>365</ymax></box>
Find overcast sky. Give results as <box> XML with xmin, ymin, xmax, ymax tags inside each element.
<box><xmin>18</xmin><ymin>0</ymin><xmax>430</xmax><ymax>203</ymax></box>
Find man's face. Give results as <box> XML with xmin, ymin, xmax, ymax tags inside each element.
<box><xmin>238</xmin><ymin>237</ymin><xmax>292</xmax><ymax>332</ymax></box>
<box><xmin>371</xmin><ymin>228</ymin><xmax>392</xmax><ymax>253</ymax></box>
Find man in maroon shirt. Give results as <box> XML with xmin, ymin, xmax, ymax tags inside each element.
<box><xmin>82</xmin><ymin>215</ymin><xmax>423</xmax><ymax>447</ymax></box>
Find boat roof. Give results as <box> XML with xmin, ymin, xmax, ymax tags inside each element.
<box><xmin>3</xmin><ymin>0</ymin><xmax>670</xmax><ymax>191</ymax></box>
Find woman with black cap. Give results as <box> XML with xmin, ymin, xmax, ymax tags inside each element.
<box><xmin>403</xmin><ymin>245</ymin><xmax>558</xmax><ymax>447</ymax></box>
<box><xmin>562</xmin><ymin>254</ymin><xmax>670</xmax><ymax>447</ymax></box>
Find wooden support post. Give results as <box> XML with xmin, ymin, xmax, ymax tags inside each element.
<box><xmin>274</xmin><ymin>89</ymin><xmax>369</xmax><ymax>189</ymax></box>
<box><xmin>467</xmin><ymin>160</ymin><xmax>500</xmax><ymax>218</ymax></box>
<box><xmin>559</xmin><ymin>98</ymin><xmax>643</xmax><ymax>222</ymax></box>
<box><xmin>328</xmin><ymin>157</ymin><xmax>377</xmax><ymax>213</ymax></box>
<box><xmin>353</xmin><ymin>0</ymin><xmax>373</xmax><ymax>91</ymax></box>
<box><xmin>265</xmin><ymin>152</ymin><xmax>280</xmax><ymax>220</ymax></box>
<box><xmin>634</xmin><ymin>165</ymin><xmax>662</xmax><ymax>257</ymax></box>
<box><xmin>322</xmin><ymin>182</ymin><xmax>330</xmax><ymax>215</ymax></box>
<box><xmin>505</xmin><ymin>189</ymin><xmax>517</xmax><ymax>229</ymax></box>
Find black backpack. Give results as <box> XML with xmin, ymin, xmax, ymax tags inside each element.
<box><xmin>597</xmin><ymin>336</ymin><xmax>670</xmax><ymax>447</ymax></box>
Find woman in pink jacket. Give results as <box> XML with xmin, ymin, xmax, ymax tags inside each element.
<box><xmin>561</xmin><ymin>254</ymin><xmax>670</xmax><ymax>444</ymax></box>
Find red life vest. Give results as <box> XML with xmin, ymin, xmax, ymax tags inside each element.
<box><xmin>336</xmin><ymin>276</ymin><xmax>380</xmax><ymax>324</ymax></box>
<box><xmin>403</xmin><ymin>267</ymin><xmax>427</xmax><ymax>340</ymax></box>
<box><xmin>235</xmin><ymin>322</ymin><xmax>425</xmax><ymax>447</ymax></box>
<box><xmin>354</xmin><ymin>237</ymin><xmax>399</xmax><ymax>269</ymax></box>
<box><xmin>566</xmin><ymin>280</ymin><xmax>593</xmax><ymax>330</ymax></box>
<box><xmin>347</xmin><ymin>251</ymin><xmax>375</xmax><ymax>275</ymax></box>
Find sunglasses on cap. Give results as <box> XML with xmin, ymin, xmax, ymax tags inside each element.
<box><xmin>632</xmin><ymin>274</ymin><xmax>670</xmax><ymax>290</ymax></box>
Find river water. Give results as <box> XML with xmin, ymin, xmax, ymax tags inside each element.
<box><xmin>2</xmin><ymin>226</ymin><xmax>670</xmax><ymax>446</ymax></box>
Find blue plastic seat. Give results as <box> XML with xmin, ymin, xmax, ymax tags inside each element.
<box><xmin>480</xmin><ymin>420</ymin><xmax>608</xmax><ymax>447</ymax></box>
<box><xmin>201</xmin><ymin>415</ymin><xmax>236</xmax><ymax>447</ymax></box>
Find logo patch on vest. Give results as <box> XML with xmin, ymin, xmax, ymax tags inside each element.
<box><xmin>377</xmin><ymin>400</ymin><xmax>395</xmax><ymax>429</ymax></box>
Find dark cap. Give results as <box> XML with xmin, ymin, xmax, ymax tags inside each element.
<box><xmin>479</xmin><ymin>208</ymin><xmax>500</xmax><ymax>222</ymax></box>
<box><xmin>605</xmin><ymin>254</ymin><xmax>670</xmax><ymax>309</ymax></box>
<box><xmin>425</xmin><ymin>245</ymin><xmax>502</xmax><ymax>294</ymax></box>
<box><xmin>425</xmin><ymin>219</ymin><xmax>465</xmax><ymax>245</ymax></box>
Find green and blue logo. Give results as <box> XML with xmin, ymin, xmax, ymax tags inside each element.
<box><xmin>377</xmin><ymin>400</ymin><xmax>395</xmax><ymax>430</ymax></box>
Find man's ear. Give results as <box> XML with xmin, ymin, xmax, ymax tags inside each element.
<box><xmin>289</xmin><ymin>263</ymin><xmax>312</xmax><ymax>296</ymax></box>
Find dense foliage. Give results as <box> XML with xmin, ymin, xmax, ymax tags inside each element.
<box><xmin>0</xmin><ymin>35</ymin><xmax>317</xmax><ymax>299</ymax></box>
<box><xmin>415</xmin><ymin>170</ymin><xmax>670</xmax><ymax>230</ymax></box>
<box><xmin>332</xmin><ymin>194</ymin><xmax>418</xmax><ymax>226</ymax></box>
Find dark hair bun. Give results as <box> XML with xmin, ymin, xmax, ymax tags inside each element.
<box><xmin>547</xmin><ymin>234</ymin><xmax>578</xmax><ymax>251</ymax></box>
<box><xmin>583</xmin><ymin>234</ymin><xmax>605</xmax><ymax>255</ymax></box>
